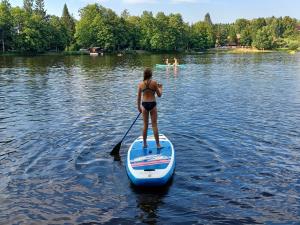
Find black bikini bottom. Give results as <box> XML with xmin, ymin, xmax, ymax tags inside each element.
<box><xmin>142</xmin><ymin>102</ymin><xmax>157</xmax><ymax>111</ymax></box>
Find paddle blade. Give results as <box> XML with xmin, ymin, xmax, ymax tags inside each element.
<box><xmin>110</xmin><ymin>141</ymin><xmax>122</xmax><ymax>155</ymax></box>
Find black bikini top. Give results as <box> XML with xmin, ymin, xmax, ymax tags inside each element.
<box><xmin>142</xmin><ymin>79</ymin><xmax>156</xmax><ymax>94</ymax></box>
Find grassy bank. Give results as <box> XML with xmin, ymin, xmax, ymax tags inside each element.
<box><xmin>208</xmin><ymin>47</ymin><xmax>300</xmax><ymax>54</ymax></box>
<box><xmin>209</xmin><ymin>47</ymin><xmax>275</xmax><ymax>54</ymax></box>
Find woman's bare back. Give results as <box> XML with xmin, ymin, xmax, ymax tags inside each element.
<box><xmin>139</xmin><ymin>80</ymin><xmax>158</xmax><ymax>102</ymax></box>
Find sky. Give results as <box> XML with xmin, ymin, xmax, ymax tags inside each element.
<box><xmin>8</xmin><ymin>0</ymin><xmax>300</xmax><ymax>24</ymax></box>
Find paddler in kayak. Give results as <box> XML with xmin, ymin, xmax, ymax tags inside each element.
<box><xmin>165</xmin><ymin>58</ymin><xmax>171</xmax><ymax>65</ymax></box>
<box><xmin>173</xmin><ymin>57</ymin><xmax>179</xmax><ymax>66</ymax></box>
<box><xmin>137</xmin><ymin>68</ymin><xmax>163</xmax><ymax>149</ymax></box>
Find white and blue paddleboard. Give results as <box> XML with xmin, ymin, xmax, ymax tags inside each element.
<box><xmin>126</xmin><ymin>130</ymin><xmax>175</xmax><ymax>187</ymax></box>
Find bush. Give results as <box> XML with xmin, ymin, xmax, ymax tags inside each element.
<box><xmin>288</xmin><ymin>41</ymin><xmax>299</xmax><ymax>50</ymax></box>
<box><xmin>274</xmin><ymin>38</ymin><xmax>287</xmax><ymax>48</ymax></box>
<box><xmin>67</xmin><ymin>43</ymin><xmax>80</xmax><ymax>51</ymax></box>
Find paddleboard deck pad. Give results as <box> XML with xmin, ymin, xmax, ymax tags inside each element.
<box><xmin>126</xmin><ymin>130</ymin><xmax>175</xmax><ymax>187</ymax></box>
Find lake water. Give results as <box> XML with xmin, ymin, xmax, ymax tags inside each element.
<box><xmin>0</xmin><ymin>53</ymin><xmax>299</xmax><ymax>224</ymax></box>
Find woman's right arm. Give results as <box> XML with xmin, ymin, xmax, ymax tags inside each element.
<box><xmin>156</xmin><ymin>82</ymin><xmax>163</xmax><ymax>97</ymax></box>
<box><xmin>137</xmin><ymin>84</ymin><xmax>142</xmax><ymax>113</ymax></box>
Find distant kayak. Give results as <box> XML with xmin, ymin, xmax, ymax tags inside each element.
<box><xmin>126</xmin><ymin>129</ymin><xmax>175</xmax><ymax>187</ymax></box>
<box><xmin>155</xmin><ymin>64</ymin><xmax>187</xmax><ymax>68</ymax></box>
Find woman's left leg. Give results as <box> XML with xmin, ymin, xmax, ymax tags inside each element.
<box><xmin>142</xmin><ymin>108</ymin><xmax>149</xmax><ymax>148</ymax></box>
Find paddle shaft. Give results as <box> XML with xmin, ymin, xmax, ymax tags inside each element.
<box><xmin>120</xmin><ymin>112</ymin><xmax>141</xmax><ymax>143</ymax></box>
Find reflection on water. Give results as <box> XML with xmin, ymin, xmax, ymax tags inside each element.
<box><xmin>0</xmin><ymin>53</ymin><xmax>300</xmax><ymax>224</ymax></box>
<box><xmin>132</xmin><ymin>184</ymin><xmax>171</xmax><ymax>224</ymax></box>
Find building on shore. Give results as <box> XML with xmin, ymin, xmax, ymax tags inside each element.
<box><xmin>89</xmin><ymin>47</ymin><xmax>103</xmax><ymax>56</ymax></box>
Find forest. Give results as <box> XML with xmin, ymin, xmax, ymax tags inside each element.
<box><xmin>0</xmin><ymin>0</ymin><xmax>299</xmax><ymax>53</ymax></box>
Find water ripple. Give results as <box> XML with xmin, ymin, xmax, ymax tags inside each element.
<box><xmin>0</xmin><ymin>53</ymin><xmax>300</xmax><ymax>224</ymax></box>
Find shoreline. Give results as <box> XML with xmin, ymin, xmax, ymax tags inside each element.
<box><xmin>0</xmin><ymin>48</ymin><xmax>297</xmax><ymax>56</ymax></box>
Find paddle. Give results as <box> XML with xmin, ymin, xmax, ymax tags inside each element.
<box><xmin>110</xmin><ymin>112</ymin><xmax>141</xmax><ymax>155</ymax></box>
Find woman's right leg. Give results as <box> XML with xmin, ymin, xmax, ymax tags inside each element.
<box><xmin>142</xmin><ymin>108</ymin><xmax>149</xmax><ymax>148</ymax></box>
<box><xmin>150</xmin><ymin>107</ymin><xmax>161</xmax><ymax>148</ymax></box>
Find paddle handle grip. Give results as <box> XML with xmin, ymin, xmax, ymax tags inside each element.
<box><xmin>121</xmin><ymin>112</ymin><xmax>141</xmax><ymax>142</ymax></box>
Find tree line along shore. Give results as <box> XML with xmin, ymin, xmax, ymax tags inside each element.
<box><xmin>0</xmin><ymin>0</ymin><xmax>299</xmax><ymax>54</ymax></box>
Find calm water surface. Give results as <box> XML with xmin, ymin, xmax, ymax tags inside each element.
<box><xmin>0</xmin><ymin>53</ymin><xmax>300</xmax><ymax>224</ymax></box>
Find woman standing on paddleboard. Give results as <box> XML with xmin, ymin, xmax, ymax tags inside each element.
<box><xmin>137</xmin><ymin>68</ymin><xmax>163</xmax><ymax>149</ymax></box>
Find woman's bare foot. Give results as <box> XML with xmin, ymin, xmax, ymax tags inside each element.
<box><xmin>157</xmin><ymin>144</ymin><xmax>162</xmax><ymax>149</ymax></box>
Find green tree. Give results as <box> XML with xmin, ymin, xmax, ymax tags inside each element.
<box><xmin>143</xmin><ymin>12</ymin><xmax>188</xmax><ymax>51</ymax></box>
<box><xmin>227</xmin><ymin>25</ymin><xmax>237</xmax><ymax>45</ymax></box>
<box><xmin>23</xmin><ymin>0</ymin><xmax>33</xmax><ymax>14</ymax></box>
<box><xmin>139</xmin><ymin>11</ymin><xmax>155</xmax><ymax>50</ymax></box>
<box><xmin>168</xmin><ymin>13</ymin><xmax>187</xmax><ymax>50</ymax></box>
<box><xmin>3</xmin><ymin>2</ymin><xmax>299</xmax><ymax>53</ymax></box>
<box><xmin>120</xmin><ymin>9</ymin><xmax>136</xmax><ymax>49</ymax></box>
<box><xmin>282</xmin><ymin>16</ymin><xmax>297</xmax><ymax>37</ymax></box>
<box><xmin>48</xmin><ymin>15</ymin><xmax>68</xmax><ymax>51</ymax></box>
<box><xmin>117</xmin><ymin>16</ymin><xmax>130</xmax><ymax>50</ymax></box>
<box><xmin>252</xmin><ymin>26</ymin><xmax>274</xmax><ymax>50</ymax></box>
<box><xmin>11</xmin><ymin>6</ymin><xmax>28</xmax><ymax>50</ymax></box>
<box><xmin>204</xmin><ymin>13</ymin><xmax>213</xmax><ymax>26</ymax></box>
<box><xmin>34</xmin><ymin>0</ymin><xmax>46</xmax><ymax>17</ymax></box>
<box><xmin>126</xmin><ymin>15</ymin><xmax>141</xmax><ymax>50</ymax></box>
<box><xmin>250</xmin><ymin>17</ymin><xmax>266</xmax><ymax>40</ymax></box>
<box><xmin>269</xmin><ymin>17</ymin><xmax>284</xmax><ymax>38</ymax></box>
<box><xmin>251</xmin><ymin>18</ymin><xmax>266</xmax><ymax>31</ymax></box>
<box><xmin>102</xmin><ymin>8</ymin><xmax>121</xmax><ymax>51</ymax></box>
<box><xmin>61</xmin><ymin>3</ymin><xmax>75</xmax><ymax>49</ymax></box>
<box><xmin>75</xmin><ymin>4</ymin><xmax>99</xmax><ymax>48</ymax></box>
<box><xmin>239</xmin><ymin>27</ymin><xmax>252</xmax><ymax>46</ymax></box>
<box><xmin>94</xmin><ymin>14</ymin><xmax>114</xmax><ymax>50</ymax></box>
<box><xmin>0</xmin><ymin>0</ymin><xmax>13</xmax><ymax>52</ymax></box>
<box><xmin>16</xmin><ymin>14</ymin><xmax>49</xmax><ymax>52</ymax></box>
<box><xmin>190</xmin><ymin>21</ymin><xmax>214</xmax><ymax>50</ymax></box>
<box><xmin>234</xmin><ymin>18</ymin><xmax>250</xmax><ymax>34</ymax></box>
<box><xmin>121</xmin><ymin>9</ymin><xmax>130</xmax><ymax>20</ymax></box>
<box><xmin>150</xmin><ymin>12</ymin><xmax>173</xmax><ymax>51</ymax></box>
<box><xmin>75</xmin><ymin>4</ymin><xmax>120</xmax><ymax>50</ymax></box>
<box><xmin>213</xmin><ymin>23</ymin><xmax>229</xmax><ymax>46</ymax></box>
